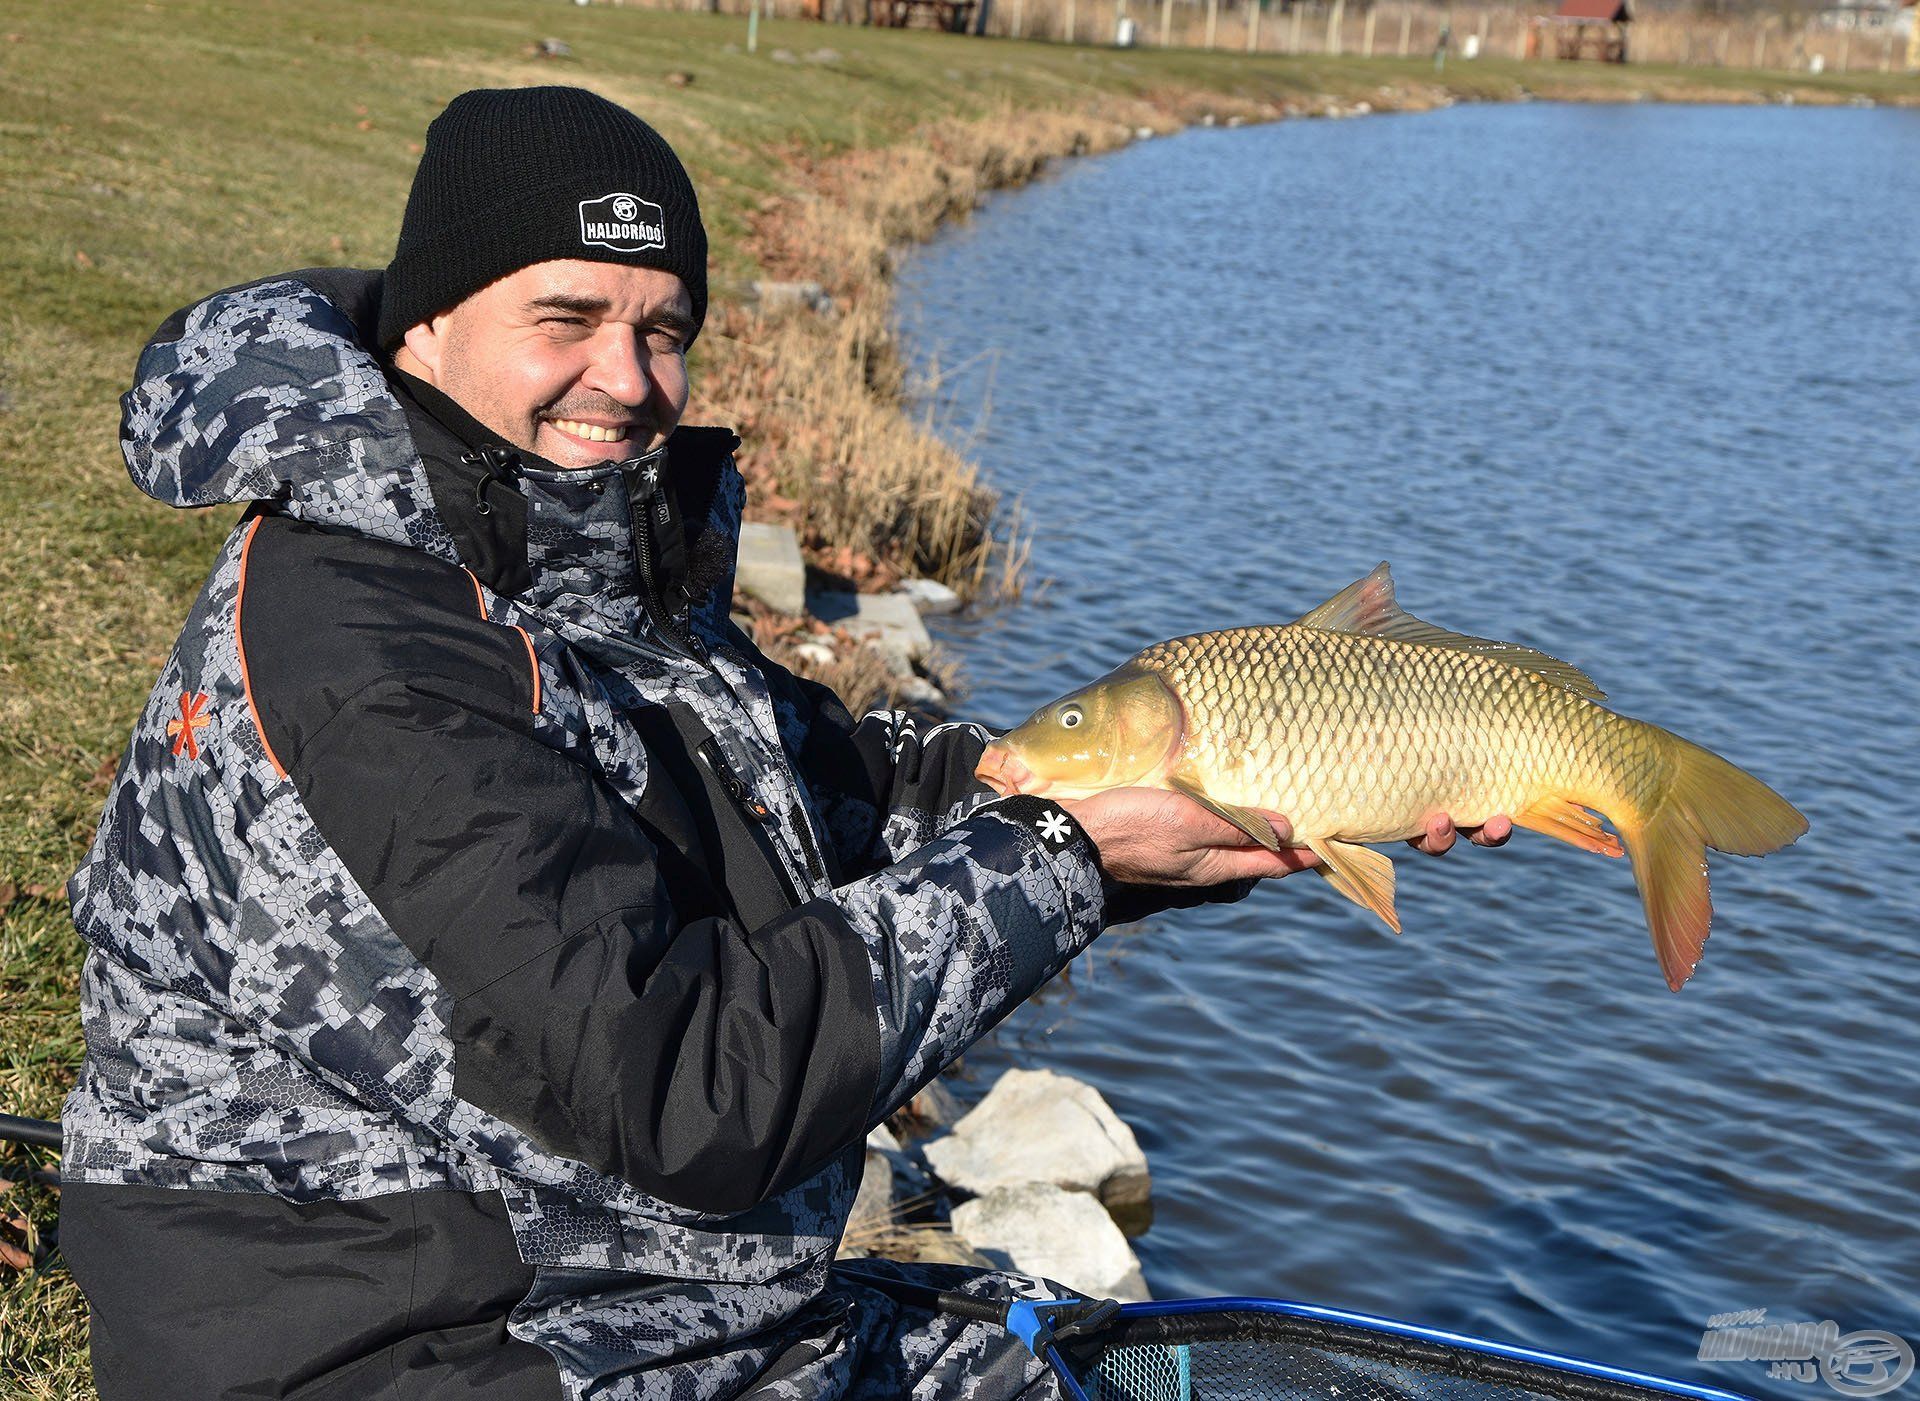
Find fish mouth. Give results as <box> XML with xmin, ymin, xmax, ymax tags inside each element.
<box><xmin>975</xmin><ymin>742</ymin><xmax>1048</xmax><ymax>798</ymax></box>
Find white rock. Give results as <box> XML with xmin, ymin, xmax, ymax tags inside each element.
<box><xmin>792</xmin><ymin>640</ymin><xmax>836</xmax><ymax>669</ymax></box>
<box><xmin>951</xmin><ymin>1184</ymin><xmax>1150</xmax><ymax>1301</ymax></box>
<box><xmin>893</xmin><ymin>676</ymin><xmax>947</xmax><ymax>711</ymax></box>
<box><xmin>749</xmin><ymin>279</ymin><xmax>833</xmax><ymax>313</ymax></box>
<box><xmin>923</xmin><ymin>1069</ymin><xmax>1150</xmax><ymax>1230</ymax></box>
<box><xmin>866</xmin><ymin>1123</ymin><xmax>902</xmax><ymax>1153</ymax></box>
<box><xmin>736</xmin><ymin>522</ymin><xmax>806</xmax><ymax>614</ymax></box>
<box><xmin>898</xmin><ymin>576</ymin><xmax>963</xmax><ymax>616</ymax></box>
<box><xmin>813</xmin><ymin>591</ymin><xmax>931</xmax><ymax>678</ymax></box>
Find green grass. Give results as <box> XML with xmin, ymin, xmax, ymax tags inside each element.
<box><xmin>0</xmin><ymin>1</ymin><xmax>1910</xmax><ymax>1391</ymax></box>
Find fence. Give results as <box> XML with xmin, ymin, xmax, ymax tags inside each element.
<box><xmin>611</xmin><ymin>0</ymin><xmax>1919</xmax><ymax>74</ymax></box>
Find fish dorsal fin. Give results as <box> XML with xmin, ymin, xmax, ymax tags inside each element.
<box><xmin>1292</xmin><ymin>563</ymin><xmax>1608</xmax><ymax>703</ymax></box>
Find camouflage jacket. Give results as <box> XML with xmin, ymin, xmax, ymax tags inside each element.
<box><xmin>59</xmin><ymin>270</ymin><xmax>1109</xmax><ymax>1399</ymax></box>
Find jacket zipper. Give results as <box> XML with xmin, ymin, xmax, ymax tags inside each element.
<box><xmin>621</xmin><ymin>452</ymin><xmax>703</xmax><ymax>664</ymax></box>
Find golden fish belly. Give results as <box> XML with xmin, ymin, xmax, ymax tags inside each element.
<box><xmin>1138</xmin><ymin>626</ymin><xmax>1642</xmax><ymax>843</ymax></box>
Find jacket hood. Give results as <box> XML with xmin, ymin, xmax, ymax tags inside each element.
<box><xmin>121</xmin><ymin>268</ymin><xmax>745</xmax><ymax>642</ymax></box>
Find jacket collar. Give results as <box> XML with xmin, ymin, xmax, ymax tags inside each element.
<box><xmin>390</xmin><ymin>368</ymin><xmax>744</xmax><ymax>647</ymax></box>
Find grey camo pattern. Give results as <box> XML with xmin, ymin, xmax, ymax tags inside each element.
<box><xmin>69</xmin><ymin>274</ymin><xmax>1107</xmax><ymax>1398</ymax></box>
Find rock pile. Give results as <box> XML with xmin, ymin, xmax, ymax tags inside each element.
<box><xmin>842</xmin><ymin>1067</ymin><xmax>1154</xmax><ymax>1303</ymax></box>
<box><xmin>733</xmin><ymin>520</ymin><xmax>958</xmax><ymax>709</ymax></box>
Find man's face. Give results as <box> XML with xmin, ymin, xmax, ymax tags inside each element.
<box><xmin>399</xmin><ymin>259</ymin><xmax>695</xmax><ymax>468</ymax></box>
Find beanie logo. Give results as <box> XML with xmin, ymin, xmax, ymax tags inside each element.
<box><xmin>579</xmin><ymin>192</ymin><xmax>667</xmax><ymax>253</ymax></box>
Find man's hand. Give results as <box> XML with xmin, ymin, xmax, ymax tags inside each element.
<box><xmin>1060</xmin><ymin>789</ymin><xmax>1319</xmax><ymax>888</ymax></box>
<box><xmin>1060</xmin><ymin>789</ymin><xmax>1513</xmax><ymax>888</ymax></box>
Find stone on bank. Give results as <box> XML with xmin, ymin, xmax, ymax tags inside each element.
<box><xmin>951</xmin><ymin>1184</ymin><xmax>1151</xmax><ymax>1302</ymax></box>
<box><xmin>924</xmin><ymin>1068</ymin><xmax>1151</xmax><ymax>1231</ymax></box>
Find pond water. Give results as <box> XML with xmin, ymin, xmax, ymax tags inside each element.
<box><xmin>896</xmin><ymin>102</ymin><xmax>1920</xmax><ymax>1395</ymax></box>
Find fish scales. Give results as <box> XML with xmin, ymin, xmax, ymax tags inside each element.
<box><xmin>1135</xmin><ymin>626</ymin><xmax>1638</xmax><ymax>844</ymax></box>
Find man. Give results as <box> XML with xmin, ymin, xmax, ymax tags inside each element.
<box><xmin>60</xmin><ymin>86</ymin><xmax>1503</xmax><ymax>1399</ymax></box>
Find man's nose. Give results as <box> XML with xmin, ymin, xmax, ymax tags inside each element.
<box><xmin>582</xmin><ymin>326</ymin><xmax>651</xmax><ymax>409</ymax></box>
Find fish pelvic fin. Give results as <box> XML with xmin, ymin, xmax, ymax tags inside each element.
<box><xmin>1617</xmin><ymin>730</ymin><xmax>1808</xmax><ymax>992</ymax></box>
<box><xmin>1515</xmin><ymin>795</ymin><xmax>1625</xmax><ymax>858</ymax></box>
<box><xmin>1169</xmin><ymin>771</ymin><xmax>1283</xmax><ymax>851</ymax></box>
<box><xmin>1293</xmin><ymin>563</ymin><xmax>1607</xmax><ymax>703</ymax></box>
<box><xmin>1305</xmin><ymin>837</ymin><xmax>1401</xmax><ymax>934</ymax></box>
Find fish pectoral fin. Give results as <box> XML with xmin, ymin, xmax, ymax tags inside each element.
<box><xmin>1515</xmin><ymin>796</ymin><xmax>1625</xmax><ymax>858</ymax></box>
<box><xmin>1168</xmin><ymin>772</ymin><xmax>1283</xmax><ymax>851</ymax></box>
<box><xmin>1291</xmin><ymin>563</ymin><xmax>1606</xmax><ymax>703</ymax></box>
<box><xmin>1305</xmin><ymin>837</ymin><xmax>1401</xmax><ymax>934</ymax></box>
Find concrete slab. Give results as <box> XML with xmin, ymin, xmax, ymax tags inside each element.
<box><xmin>736</xmin><ymin>522</ymin><xmax>806</xmax><ymax>615</ymax></box>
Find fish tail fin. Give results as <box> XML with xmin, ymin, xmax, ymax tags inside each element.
<box><xmin>1613</xmin><ymin>730</ymin><xmax>1807</xmax><ymax>992</ymax></box>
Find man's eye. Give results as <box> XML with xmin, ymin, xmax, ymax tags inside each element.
<box><xmin>541</xmin><ymin>316</ymin><xmax>590</xmax><ymax>329</ymax></box>
<box><xmin>648</xmin><ymin>330</ymin><xmax>688</xmax><ymax>355</ymax></box>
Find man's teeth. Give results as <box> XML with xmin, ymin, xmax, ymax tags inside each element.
<box><xmin>550</xmin><ymin>419</ymin><xmax>630</xmax><ymax>443</ymax></box>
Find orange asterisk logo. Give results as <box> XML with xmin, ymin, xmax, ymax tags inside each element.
<box><xmin>167</xmin><ymin>691</ymin><xmax>211</xmax><ymax>760</ymax></box>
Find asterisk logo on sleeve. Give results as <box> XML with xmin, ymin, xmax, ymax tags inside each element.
<box><xmin>167</xmin><ymin>691</ymin><xmax>212</xmax><ymax>760</ymax></box>
<box><xmin>1037</xmin><ymin>811</ymin><xmax>1072</xmax><ymax>845</ymax></box>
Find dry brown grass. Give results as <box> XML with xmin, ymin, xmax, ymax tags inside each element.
<box><xmin>693</xmin><ymin>108</ymin><xmax>1167</xmax><ymax>608</ymax></box>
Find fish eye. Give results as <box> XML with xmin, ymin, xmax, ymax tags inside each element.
<box><xmin>1059</xmin><ymin>706</ymin><xmax>1083</xmax><ymax>729</ymax></box>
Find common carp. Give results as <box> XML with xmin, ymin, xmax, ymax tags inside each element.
<box><xmin>974</xmin><ymin>564</ymin><xmax>1806</xmax><ymax>991</ymax></box>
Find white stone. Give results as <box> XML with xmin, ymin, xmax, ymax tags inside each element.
<box><xmin>951</xmin><ymin>1184</ymin><xmax>1150</xmax><ymax>1301</ymax></box>
<box><xmin>892</xmin><ymin>676</ymin><xmax>947</xmax><ymax>711</ymax></box>
<box><xmin>898</xmin><ymin>576</ymin><xmax>963</xmax><ymax>616</ymax></box>
<box><xmin>736</xmin><ymin>522</ymin><xmax>806</xmax><ymax>615</ymax></box>
<box><xmin>923</xmin><ymin>1069</ymin><xmax>1150</xmax><ymax>1230</ymax></box>
<box><xmin>812</xmin><ymin>591</ymin><xmax>931</xmax><ymax>678</ymax></box>
<box><xmin>865</xmin><ymin>1124</ymin><xmax>901</xmax><ymax>1153</ymax></box>
<box><xmin>792</xmin><ymin>640</ymin><xmax>836</xmax><ymax>669</ymax></box>
<box><xmin>749</xmin><ymin>279</ymin><xmax>833</xmax><ymax>314</ymax></box>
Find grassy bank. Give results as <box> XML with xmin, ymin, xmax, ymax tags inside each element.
<box><xmin>0</xmin><ymin>1</ymin><xmax>1912</xmax><ymax>1391</ymax></box>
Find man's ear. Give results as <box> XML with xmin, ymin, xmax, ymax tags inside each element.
<box><xmin>395</xmin><ymin>315</ymin><xmax>449</xmax><ymax>384</ymax></box>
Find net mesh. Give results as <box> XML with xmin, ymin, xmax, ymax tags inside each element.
<box><xmin>1069</xmin><ymin>1311</ymin><xmax>1698</xmax><ymax>1401</ymax></box>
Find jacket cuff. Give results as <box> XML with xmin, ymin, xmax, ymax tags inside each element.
<box><xmin>972</xmin><ymin>794</ymin><xmax>1106</xmax><ymax>958</ymax></box>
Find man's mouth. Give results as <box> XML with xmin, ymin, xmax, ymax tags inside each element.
<box><xmin>547</xmin><ymin>418</ymin><xmax>633</xmax><ymax>445</ymax></box>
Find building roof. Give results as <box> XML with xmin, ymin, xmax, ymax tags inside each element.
<box><xmin>1556</xmin><ymin>0</ymin><xmax>1632</xmax><ymax>20</ymax></box>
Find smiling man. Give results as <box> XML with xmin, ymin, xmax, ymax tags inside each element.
<box><xmin>58</xmin><ymin>86</ymin><xmax>1499</xmax><ymax>1400</ymax></box>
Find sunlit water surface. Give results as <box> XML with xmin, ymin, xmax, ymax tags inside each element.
<box><xmin>895</xmin><ymin>102</ymin><xmax>1920</xmax><ymax>1396</ymax></box>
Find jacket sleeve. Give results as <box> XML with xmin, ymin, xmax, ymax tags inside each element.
<box><xmin>283</xmin><ymin>667</ymin><xmax>1105</xmax><ymax>1216</ymax></box>
<box><xmin>772</xmin><ymin>668</ymin><xmax>1007</xmax><ymax>880</ymax></box>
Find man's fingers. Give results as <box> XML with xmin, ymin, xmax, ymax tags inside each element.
<box><xmin>1209</xmin><ymin>843</ymin><xmax>1320</xmax><ymax>882</ymax></box>
<box><xmin>1409</xmin><ymin>813</ymin><xmax>1456</xmax><ymax>856</ymax></box>
<box><xmin>1467</xmin><ymin>814</ymin><xmax>1513</xmax><ymax>848</ymax></box>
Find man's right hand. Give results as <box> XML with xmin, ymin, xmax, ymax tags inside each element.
<box><xmin>1059</xmin><ymin>788</ymin><xmax>1321</xmax><ymax>888</ymax></box>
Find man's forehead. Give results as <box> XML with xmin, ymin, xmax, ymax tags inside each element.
<box><xmin>488</xmin><ymin>259</ymin><xmax>692</xmax><ymax>318</ymax></box>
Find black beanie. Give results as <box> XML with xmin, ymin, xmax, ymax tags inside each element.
<box><xmin>377</xmin><ymin>86</ymin><xmax>708</xmax><ymax>350</ymax></box>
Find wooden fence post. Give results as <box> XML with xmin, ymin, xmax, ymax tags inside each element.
<box><xmin>1363</xmin><ymin>5</ymin><xmax>1376</xmax><ymax>54</ymax></box>
<box><xmin>1399</xmin><ymin>3</ymin><xmax>1412</xmax><ymax>53</ymax></box>
<box><xmin>1205</xmin><ymin>0</ymin><xmax>1218</xmax><ymax>47</ymax></box>
<box><xmin>1159</xmin><ymin>0</ymin><xmax>1173</xmax><ymax>45</ymax></box>
<box><xmin>1066</xmin><ymin>0</ymin><xmax>1077</xmax><ymax>42</ymax></box>
<box><xmin>1248</xmin><ymin>0</ymin><xmax>1263</xmax><ymax>50</ymax></box>
<box><xmin>1290</xmin><ymin>2</ymin><xmax>1304</xmax><ymax>51</ymax></box>
<box><xmin>1327</xmin><ymin>0</ymin><xmax>1345</xmax><ymax>53</ymax></box>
